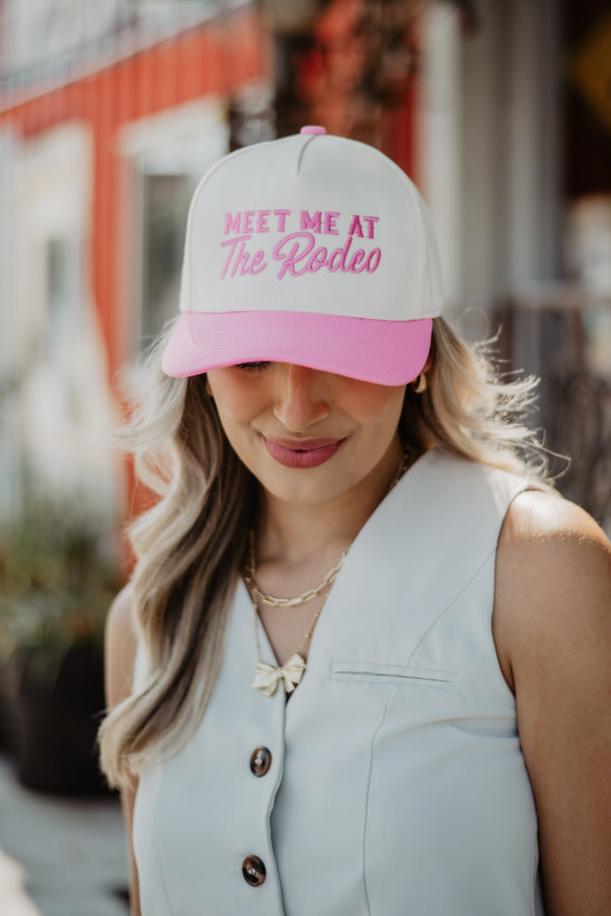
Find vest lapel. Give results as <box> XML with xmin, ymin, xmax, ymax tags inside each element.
<box><xmin>232</xmin><ymin>446</ymin><xmax>522</xmax><ymax>715</ymax></box>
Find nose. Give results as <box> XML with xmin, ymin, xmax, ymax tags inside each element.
<box><xmin>272</xmin><ymin>363</ymin><xmax>331</xmax><ymax>431</ymax></box>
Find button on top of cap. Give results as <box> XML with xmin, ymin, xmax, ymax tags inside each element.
<box><xmin>300</xmin><ymin>125</ymin><xmax>326</xmax><ymax>135</ymax></box>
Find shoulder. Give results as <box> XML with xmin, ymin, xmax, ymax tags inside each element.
<box><xmin>104</xmin><ymin>581</ymin><xmax>140</xmax><ymax>709</ymax></box>
<box><xmin>493</xmin><ymin>490</ymin><xmax>611</xmax><ymax>911</ymax></box>
<box><xmin>497</xmin><ymin>487</ymin><xmax>610</xmax><ymax>617</ymax></box>
<box><xmin>500</xmin><ymin>485</ymin><xmax>609</xmax><ymax>551</ymax></box>
<box><xmin>493</xmin><ymin>485</ymin><xmax>611</xmax><ymax>691</ymax></box>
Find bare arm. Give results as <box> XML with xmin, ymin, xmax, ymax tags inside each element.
<box><xmin>496</xmin><ymin>492</ymin><xmax>611</xmax><ymax>915</ymax></box>
<box><xmin>104</xmin><ymin>582</ymin><xmax>142</xmax><ymax>916</ymax></box>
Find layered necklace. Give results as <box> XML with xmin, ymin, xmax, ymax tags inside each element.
<box><xmin>242</xmin><ymin>445</ymin><xmax>418</xmax><ymax>698</ymax></box>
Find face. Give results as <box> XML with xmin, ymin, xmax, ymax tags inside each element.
<box><xmin>204</xmin><ymin>361</ymin><xmax>407</xmax><ymax>505</ymax></box>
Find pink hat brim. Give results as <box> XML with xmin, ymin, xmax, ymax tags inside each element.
<box><xmin>161</xmin><ymin>310</ymin><xmax>433</xmax><ymax>386</ymax></box>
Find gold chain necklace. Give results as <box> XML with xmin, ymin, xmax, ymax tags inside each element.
<box><xmin>243</xmin><ymin>445</ymin><xmax>418</xmax><ymax>698</ymax></box>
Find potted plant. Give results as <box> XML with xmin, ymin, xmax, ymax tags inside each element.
<box><xmin>0</xmin><ymin>495</ymin><xmax>121</xmax><ymax>796</ymax></box>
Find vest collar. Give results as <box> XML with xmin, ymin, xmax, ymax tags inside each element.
<box><xmin>235</xmin><ymin>445</ymin><xmax>444</xmax><ymax>680</ymax></box>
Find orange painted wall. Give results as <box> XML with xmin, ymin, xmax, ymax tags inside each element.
<box><xmin>0</xmin><ymin>8</ymin><xmax>270</xmax><ymax>569</ymax></box>
<box><xmin>0</xmin><ymin>7</ymin><xmax>271</xmax><ymax>387</ymax></box>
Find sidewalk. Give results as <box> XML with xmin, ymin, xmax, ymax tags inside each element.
<box><xmin>0</xmin><ymin>753</ymin><xmax>130</xmax><ymax>916</ymax></box>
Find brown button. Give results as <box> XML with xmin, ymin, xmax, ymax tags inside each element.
<box><xmin>250</xmin><ymin>746</ymin><xmax>272</xmax><ymax>776</ymax></box>
<box><xmin>242</xmin><ymin>854</ymin><xmax>266</xmax><ymax>886</ymax></box>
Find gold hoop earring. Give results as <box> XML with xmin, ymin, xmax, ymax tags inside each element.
<box><xmin>411</xmin><ymin>371</ymin><xmax>428</xmax><ymax>394</ymax></box>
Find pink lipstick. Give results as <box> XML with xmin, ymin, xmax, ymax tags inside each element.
<box><xmin>262</xmin><ymin>435</ymin><xmax>348</xmax><ymax>468</ymax></box>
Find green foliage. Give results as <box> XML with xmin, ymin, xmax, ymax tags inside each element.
<box><xmin>0</xmin><ymin>496</ymin><xmax>120</xmax><ymax>669</ymax></box>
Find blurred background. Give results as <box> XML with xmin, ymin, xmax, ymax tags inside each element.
<box><xmin>0</xmin><ymin>1</ymin><xmax>609</xmax><ymax>913</ymax></box>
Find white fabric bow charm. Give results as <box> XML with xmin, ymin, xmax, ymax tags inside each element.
<box><xmin>252</xmin><ymin>653</ymin><xmax>307</xmax><ymax>696</ymax></box>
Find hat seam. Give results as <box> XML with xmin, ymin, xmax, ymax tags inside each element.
<box><xmin>296</xmin><ymin>133</ymin><xmax>320</xmax><ymax>176</ymax></box>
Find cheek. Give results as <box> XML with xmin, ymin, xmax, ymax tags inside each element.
<box><xmin>207</xmin><ymin>373</ymin><xmax>267</xmax><ymax>424</ymax></box>
<box><xmin>342</xmin><ymin>383</ymin><xmax>405</xmax><ymax>426</ymax></box>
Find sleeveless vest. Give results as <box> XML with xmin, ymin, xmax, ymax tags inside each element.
<box><xmin>131</xmin><ymin>446</ymin><xmax>548</xmax><ymax>916</ymax></box>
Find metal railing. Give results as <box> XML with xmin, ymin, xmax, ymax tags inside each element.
<box><xmin>0</xmin><ymin>0</ymin><xmax>249</xmax><ymax>98</ymax></box>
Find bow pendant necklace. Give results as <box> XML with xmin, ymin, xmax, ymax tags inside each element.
<box><xmin>244</xmin><ymin>532</ymin><xmax>347</xmax><ymax>697</ymax></box>
<box><xmin>243</xmin><ymin>445</ymin><xmax>416</xmax><ymax>698</ymax></box>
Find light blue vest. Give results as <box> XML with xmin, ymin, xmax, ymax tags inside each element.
<box><xmin>132</xmin><ymin>446</ymin><xmax>548</xmax><ymax>915</ymax></box>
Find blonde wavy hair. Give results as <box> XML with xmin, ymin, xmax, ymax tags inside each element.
<box><xmin>97</xmin><ymin>314</ymin><xmax>566</xmax><ymax>791</ymax></box>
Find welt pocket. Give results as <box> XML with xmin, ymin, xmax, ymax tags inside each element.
<box><xmin>330</xmin><ymin>660</ymin><xmax>458</xmax><ymax>688</ymax></box>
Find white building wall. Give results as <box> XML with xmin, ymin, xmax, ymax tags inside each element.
<box><xmin>416</xmin><ymin>2</ymin><xmax>463</xmax><ymax>317</ymax></box>
<box><xmin>5</xmin><ymin>122</ymin><xmax>119</xmax><ymax>524</ymax></box>
<box><xmin>417</xmin><ymin>0</ymin><xmax>563</xmax><ymax>338</ymax></box>
<box><xmin>0</xmin><ymin>127</ymin><xmax>22</xmax><ymax>519</ymax></box>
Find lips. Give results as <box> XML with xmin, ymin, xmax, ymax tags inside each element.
<box><xmin>262</xmin><ymin>434</ymin><xmax>348</xmax><ymax>468</ymax></box>
<box><xmin>265</xmin><ymin>436</ymin><xmax>344</xmax><ymax>451</ymax></box>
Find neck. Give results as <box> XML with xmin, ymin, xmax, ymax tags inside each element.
<box><xmin>254</xmin><ymin>436</ymin><xmax>411</xmax><ymax>569</ymax></box>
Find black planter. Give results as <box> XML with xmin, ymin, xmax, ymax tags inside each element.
<box><xmin>10</xmin><ymin>638</ymin><xmax>114</xmax><ymax>796</ymax></box>
<box><xmin>0</xmin><ymin>659</ymin><xmax>17</xmax><ymax>753</ymax></box>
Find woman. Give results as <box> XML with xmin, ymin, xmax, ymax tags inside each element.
<box><xmin>99</xmin><ymin>127</ymin><xmax>611</xmax><ymax>916</ymax></box>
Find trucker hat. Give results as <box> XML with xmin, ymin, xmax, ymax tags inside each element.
<box><xmin>161</xmin><ymin>124</ymin><xmax>444</xmax><ymax>386</ymax></box>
